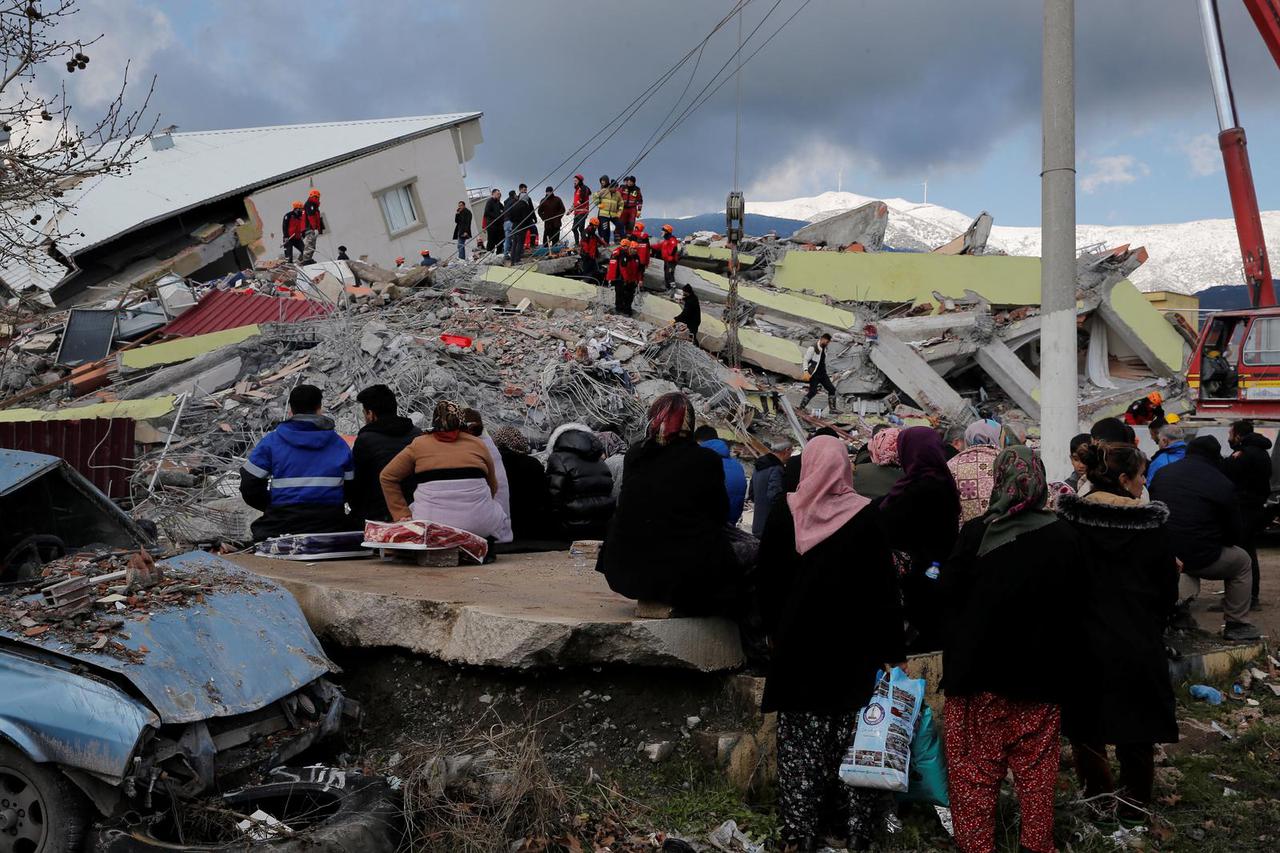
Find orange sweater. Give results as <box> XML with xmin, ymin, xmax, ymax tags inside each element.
<box><xmin>379</xmin><ymin>432</ymin><xmax>497</xmax><ymax>521</ymax></box>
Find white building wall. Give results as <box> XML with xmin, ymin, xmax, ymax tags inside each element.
<box><xmin>248</xmin><ymin>119</ymin><xmax>481</xmax><ymax>268</ymax></box>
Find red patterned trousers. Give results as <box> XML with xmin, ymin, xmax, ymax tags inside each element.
<box><xmin>944</xmin><ymin>692</ymin><xmax>1060</xmax><ymax>853</ymax></box>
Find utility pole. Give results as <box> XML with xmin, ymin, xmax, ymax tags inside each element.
<box><xmin>1040</xmin><ymin>0</ymin><xmax>1078</xmax><ymax>480</ymax></box>
<box><xmin>724</xmin><ymin>4</ymin><xmax>745</xmax><ymax>368</ymax></box>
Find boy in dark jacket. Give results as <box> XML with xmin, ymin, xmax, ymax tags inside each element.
<box><xmin>1148</xmin><ymin>436</ymin><xmax>1260</xmax><ymax>640</ymax></box>
<box><xmin>240</xmin><ymin>385</ymin><xmax>354</xmax><ymax>541</ymax></box>
<box><xmin>545</xmin><ymin>423</ymin><xmax>616</xmax><ymax>540</ymax></box>
<box><xmin>1224</xmin><ymin>419</ymin><xmax>1273</xmax><ymax>607</ymax></box>
<box><xmin>350</xmin><ymin>385</ymin><xmax>420</xmax><ymax>523</ymax></box>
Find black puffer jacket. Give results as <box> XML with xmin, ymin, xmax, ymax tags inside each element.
<box><xmin>1225</xmin><ymin>432</ymin><xmax>1273</xmax><ymax>511</ymax></box>
<box><xmin>546</xmin><ymin>424</ymin><xmax>615</xmax><ymax>539</ymax></box>
<box><xmin>350</xmin><ymin>415</ymin><xmax>420</xmax><ymax>523</ymax></box>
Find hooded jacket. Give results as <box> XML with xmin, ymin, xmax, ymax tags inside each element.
<box><xmin>1225</xmin><ymin>432</ymin><xmax>1274</xmax><ymax>510</ymax></box>
<box><xmin>1145</xmin><ymin>440</ymin><xmax>1186</xmax><ymax>485</ymax></box>
<box><xmin>545</xmin><ymin>423</ymin><xmax>616</xmax><ymax>538</ymax></box>
<box><xmin>1056</xmin><ymin>491</ymin><xmax>1178</xmax><ymax>744</ymax></box>
<box><xmin>240</xmin><ymin>414</ymin><xmax>354</xmax><ymax>541</ymax></box>
<box><xmin>700</xmin><ymin>438</ymin><xmax>747</xmax><ymax>525</ymax></box>
<box><xmin>750</xmin><ymin>453</ymin><xmax>785</xmax><ymax>537</ymax></box>
<box><xmin>572</xmin><ymin>180</ymin><xmax>590</xmax><ymax>216</ymax></box>
<box><xmin>1147</xmin><ymin>450</ymin><xmax>1242</xmax><ymax>572</ymax></box>
<box><xmin>351</xmin><ymin>415</ymin><xmax>420</xmax><ymax>523</ymax></box>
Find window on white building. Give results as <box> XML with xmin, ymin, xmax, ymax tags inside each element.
<box><xmin>376</xmin><ymin>182</ymin><xmax>421</xmax><ymax>235</ymax></box>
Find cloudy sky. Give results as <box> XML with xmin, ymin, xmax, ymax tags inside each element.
<box><xmin>46</xmin><ymin>0</ymin><xmax>1280</xmax><ymax>226</ymax></box>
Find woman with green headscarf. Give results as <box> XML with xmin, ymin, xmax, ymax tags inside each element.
<box><xmin>940</xmin><ymin>446</ymin><xmax>1084</xmax><ymax>853</ymax></box>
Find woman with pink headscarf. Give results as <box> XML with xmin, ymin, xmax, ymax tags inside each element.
<box><xmin>852</xmin><ymin>425</ymin><xmax>903</xmax><ymax>499</ymax></box>
<box><xmin>758</xmin><ymin>436</ymin><xmax>906</xmax><ymax>851</ymax></box>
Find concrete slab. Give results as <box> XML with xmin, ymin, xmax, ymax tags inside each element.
<box><xmin>1098</xmin><ymin>279</ymin><xmax>1186</xmax><ymax>376</ymax></box>
<box><xmin>975</xmin><ymin>338</ymin><xmax>1042</xmax><ymax>419</ymax></box>
<box><xmin>868</xmin><ymin>328</ymin><xmax>967</xmax><ymax>418</ymax></box>
<box><xmin>228</xmin><ymin>551</ymin><xmax>745</xmax><ymax>672</ymax></box>
<box><xmin>632</xmin><ymin>293</ymin><xmax>805</xmax><ymax>378</ymax></box>
<box><xmin>120</xmin><ymin>325</ymin><xmax>261</xmax><ymax>370</ymax></box>
<box><xmin>480</xmin><ymin>266</ymin><xmax>598</xmax><ymax>311</ymax></box>
<box><xmin>790</xmin><ymin>200</ymin><xmax>888</xmax><ymax>250</ymax></box>
<box><xmin>692</xmin><ymin>270</ymin><xmax>858</xmax><ymax>330</ymax></box>
<box><xmin>679</xmin><ymin>245</ymin><xmax>757</xmax><ymax>269</ymax></box>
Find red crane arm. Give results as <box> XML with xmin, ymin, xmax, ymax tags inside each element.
<box><xmin>1242</xmin><ymin>0</ymin><xmax>1280</xmax><ymax>71</ymax></box>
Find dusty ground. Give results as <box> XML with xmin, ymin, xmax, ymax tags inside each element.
<box><xmin>1191</xmin><ymin>542</ymin><xmax>1280</xmax><ymax>638</ymax></box>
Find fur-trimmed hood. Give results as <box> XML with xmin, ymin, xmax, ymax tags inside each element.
<box><xmin>1056</xmin><ymin>491</ymin><xmax>1169</xmax><ymax>530</ymax></box>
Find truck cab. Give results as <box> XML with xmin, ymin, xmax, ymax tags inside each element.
<box><xmin>1189</xmin><ymin>306</ymin><xmax>1280</xmax><ymax>418</ymax></box>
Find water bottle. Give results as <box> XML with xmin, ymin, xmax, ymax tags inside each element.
<box><xmin>1189</xmin><ymin>684</ymin><xmax>1224</xmax><ymax>705</ymax></box>
<box><xmin>925</xmin><ymin>561</ymin><xmax>941</xmax><ymax>581</ymax></box>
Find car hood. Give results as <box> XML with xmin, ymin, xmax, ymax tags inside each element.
<box><xmin>0</xmin><ymin>551</ymin><xmax>333</xmax><ymax>724</ymax></box>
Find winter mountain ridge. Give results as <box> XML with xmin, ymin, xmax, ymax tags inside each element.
<box><xmin>741</xmin><ymin>191</ymin><xmax>1280</xmax><ymax>296</ymax></box>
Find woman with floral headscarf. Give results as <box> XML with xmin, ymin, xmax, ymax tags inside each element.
<box><xmin>942</xmin><ymin>446</ymin><xmax>1082</xmax><ymax>853</ymax></box>
<box><xmin>597</xmin><ymin>393</ymin><xmax>744</xmax><ymax>615</ymax></box>
<box><xmin>878</xmin><ymin>426</ymin><xmax>961</xmax><ymax>651</ymax></box>
<box><xmin>852</xmin><ymin>426</ymin><xmax>903</xmax><ymax>499</ymax></box>
<box><xmin>947</xmin><ymin>420</ymin><xmax>1002</xmax><ymax>525</ymax></box>
<box><xmin>759</xmin><ymin>436</ymin><xmax>905</xmax><ymax>851</ymax></box>
<box><xmin>379</xmin><ymin>400</ymin><xmax>508</xmax><ymax>540</ymax></box>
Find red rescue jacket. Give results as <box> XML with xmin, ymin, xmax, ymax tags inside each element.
<box><xmin>620</xmin><ymin>252</ymin><xmax>643</xmax><ymax>284</ymax></box>
<box><xmin>620</xmin><ymin>185</ymin><xmax>643</xmax><ymax>213</ymax></box>
<box><xmin>303</xmin><ymin>199</ymin><xmax>323</xmax><ymax>233</ymax></box>
<box><xmin>632</xmin><ymin>232</ymin><xmax>651</xmax><ymax>266</ymax></box>
<box><xmin>581</xmin><ymin>231</ymin><xmax>600</xmax><ymax>259</ymax></box>
<box><xmin>606</xmin><ymin>247</ymin><xmax>625</xmax><ymax>282</ymax></box>
<box><xmin>572</xmin><ymin>184</ymin><xmax>591</xmax><ymax>216</ymax></box>
<box><xmin>660</xmin><ymin>235</ymin><xmax>680</xmax><ymax>262</ymax></box>
<box><xmin>283</xmin><ymin>209</ymin><xmax>306</xmax><ymax>239</ymax></box>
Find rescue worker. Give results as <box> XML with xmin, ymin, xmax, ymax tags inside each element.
<box><xmin>800</xmin><ymin>333</ymin><xmax>839</xmax><ymax>413</ymax></box>
<box><xmin>394</xmin><ymin>256</ymin><xmax>405</xmax><ymax>269</ymax></box>
<box><xmin>453</xmin><ymin>200</ymin><xmax>473</xmax><ymax>260</ymax></box>
<box><xmin>419</xmin><ymin>250</ymin><xmax>437</xmax><ymax>267</ymax></box>
<box><xmin>483</xmin><ymin>188</ymin><xmax>505</xmax><ymax>252</ymax></box>
<box><xmin>630</xmin><ymin>221</ymin><xmax>651</xmax><ymax>270</ymax></box>
<box><xmin>613</xmin><ymin>240</ymin><xmax>641</xmax><ymax>316</ymax></box>
<box><xmin>239</xmin><ymin>384</ymin><xmax>354</xmax><ymax>542</ymax></box>
<box><xmin>619</xmin><ymin>175</ymin><xmax>643</xmax><ymax>238</ymax></box>
<box><xmin>571</xmin><ymin>174</ymin><xmax>591</xmax><ymax>245</ymax></box>
<box><xmin>659</xmin><ymin>224</ymin><xmax>680</xmax><ymax>288</ymax></box>
<box><xmin>593</xmin><ymin>176</ymin><xmax>623</xmax><ymax>244</ymax></box>
<box><xmin>282</xmin><ymin>201</ymin><xmax>306</xmax><ymax>263</ymax></box>
<box><xmin>537</xmin><ymin>186</ymin><xmax>566</xmax><ymax>246</ymax></box>
<box><xmin>579</xmin><ymin>218</ymin><xmax>602</xmax><ymax>283</ymax></box>
<box><xmin>301</xmin><ymin>189</ymin><xmax>323</xmax><ymax>264</ymax></box>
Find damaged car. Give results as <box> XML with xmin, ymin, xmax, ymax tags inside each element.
<box><xmin>0</xmin><ymin>450</ymin><xmax>397</xmax><ymax>852</ymax></box>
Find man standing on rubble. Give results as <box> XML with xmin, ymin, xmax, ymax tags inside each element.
<box><xmin>579</xmin><ymin>218</ymin><xmax>602</xmax><ymax>284</ymax></box>
<box><xmin>350</xmin><ymin>385</ymin><xmax>420</xmax><ymax>523</ymax></box>
<box><xmin>502</xmin><ymin>190</ymin><xmax>518</xmax><ymax>258</ymax></box>
<box><xmin>538</xmin><ymin>186</ymin><xmax>566</xmax><ymax>247</ymax></box>
<box><xmin>619</xmin><ymin>176</ymin><xmax>643</xmax><ymax>238</ymax></box>
<box><xmin>630</xmin><ymin>221</ymin><xmax>651</xmax><ymax>270</ymax></box>
<box><xmin>483</xmin><ymin>189</ymin><xmax>505</xmax><ymax>253</ymax></box>
<box><xmin>509</xmin><ymin>187</ymin><xmax>535</xmax><ymax>265</ymax></box>
<box><xmin>659</xmin><ymin>224</ymin><xmax>680</xmax><ymax>288</ymax></box>
<box><xmin>611</xmin><ymin>240</ymin><xmax>641</xmax><ymax>316</ymax></box>
<box><xmin>594</xmin><ymin>176</ymin><xmax>623</xmax><ymax>244</ymax></box>
<box><xmin>301</xmin><ymin>189</ymin><xmax>324</xmax><ymax>264</ymax></box>
<box><xmin>282</xmin><ymin>201</ymin><xmax>306</xmax><ymax>263</ymax></box>
<box><xmin>240</xmin><ymin>384</ymin><xmax>355</xmax><ymax>542</ymax></box>
<box><xmin>453</xmin><ymin>200</ymin><xmax>473</xmax><ymax>260</ymax></box>
<box><xmin>571</xmin><ymin>175</ymin><xmax>591</xmax><ymax>245</ymax></box>
<box><xmin>800</xmin><ymin>334</ymin><xmax>839</xmax><ymax>414</ymax></box>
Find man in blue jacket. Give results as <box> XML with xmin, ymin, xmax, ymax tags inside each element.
<box><xmin>1146</xmin><ymin>422</ymin><xmax>1187</xmax><ymax>485</ymax></box>
<box><xmin>694</xmin><ymin>425</ymin><xmax>747</xmax><ymax>526</ymax></box>
<box><xmin>240</xmin><ymin>384</ymin><xmax>355</xmax><ymax>541</ymax></box>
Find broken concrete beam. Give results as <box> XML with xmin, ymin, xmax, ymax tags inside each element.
<box><xmin>631</xmin><ymin>293</ymin><xmax>805</xmax><ymax>379</ymax></box>
<box><xmin>974</xmin><ymin>339</ymin><xmax>1042</xmax><ymax>419</ymax></box>
<box><xmin>789</xmin><ymin>200</ymin><xmax>888</xmax><ymax>250</ymax></box>
<box><xmin>678</xmin><ymin>244</ymin><xmax>757</xmax><ymax>271</ymax></box>
<box><xmin>480</xmin><ymin>266</ymin><xmax>598</xmax><ymax>312</ymax></box>
<box><xmin>533</xmin><ymin>256</ymin><xmax>579</xmax><ymax>276</ymax></box>
<box><xmin>120</xmin><ymin>325</ymin><xmax>261</xmax><ymax>371</ymax></box>
<box><xmin>880</xmin><ymin>311</ymin><xmax>981</xmax><ymax>342</ymax></box>
<box><xmin>692</xmin><ymin>270</ymin><xmax>858</xmax><ymax>331</ymax></box>
<box><xmin>1095</xmin><ymin>279</ymin><xmax>1186</xmax><ymax>377</ymax></box>
<box><xmin>933</xmin><ymin>211</ymin><xmax>993</xmax><ymax>256</ymax></box>
<box><xmin>632</xmin><ymin>292</ymin><xmax>727</xmax><ymax>351</ymax></box>
<box><xmin>120</xmin><ymin>339</ymin><xmax>261</xmax><ymax>400</ymax></box>
<box><xmin>867</xmin><ymin>327</ymin><xmax>967</xmax><ymax>418</ymax></box>
<box><xmin>347</xmin><ymin>259</ymin><xmax>399</xmax><ymax>285</ymax></box>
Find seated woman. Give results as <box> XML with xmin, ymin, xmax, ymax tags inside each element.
<box><xmin>491</xmin><ymin>426</ymin><xmax>565</xmax><ymax>549</ymax></box>
<box><xmin>596</xmin><ymin>392</ymin><xmax>743</xmax><ymax>616</ymax></box>
<box><xmin>378</xmin><ymin>400</ymin><xmax>507</xmax><ymax>539</ymax></box>
<box><xmin>546</xmin><ymin>422</ymin><xmax>616</xmax><ymax>540</ymax></box>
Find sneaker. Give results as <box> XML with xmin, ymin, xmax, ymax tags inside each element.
<box><xmin>1223</xmin><ymin>621</ymin><xmax>1263</xmax><ymax>642</ymax></box>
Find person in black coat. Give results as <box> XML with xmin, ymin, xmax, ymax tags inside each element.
<box><xmin>545</xmin><ymin>423</ymin><xmax>615</xmax><ymax>540</ymax></box>
<box><xmin>758</xmin><ymin>436</ymin><xmax>904</xmax><ymax>851</ymax></box>
<box><xmin>1057</xmin><ymin>442</ymin><xmax>1178</xmax><ymax>821</ymax></box>
<box><xmin>482</xmin><ymin>189</ymin><xmax>505</xmax><ymax>252</ymax></box>
<box><xmin>877</xmin><ymin>426</ymin><xmax>960</xmax><ymax>652</ymax></box>
<box><xmin>490</xmin><ymin>426</ymin><xmax>563</xmax><ymax>549</ymax></box>
<box><xmin>1224</xmin><ymin>419</ymin><xmax>1272</xmax><ymax>607</ymax></box>
<box><xmin>350</xmin><ymin>385</ymin><xmax>420</xmax><ymax>523</ymax></box>
<box><xmin>943</xmin><ymin>446</ymin><xmax>1083</xmax><ymax>853</ymax></box>
<box><xmin>673</xmin><ymin>284</ymin><xmax>701</xmax><ymax>341</ymax></box>
<box><xmin>509</xmin><ymin>189</ymin><xmax>536</xmax><ymax>264</ymax></box>
<box><xmin>1148</xmin><ymin>435</ymin><xmax>1259</xmax><ymax>640</ymax></box>
<box><xmin>452</xmin><ymin>201</ymin><xmax>473</xmax><ymax>260</ymax></box>
<box><xmin>597</xmin><ymin>393</ymin><xmax>743</xmax><ymax>616</ymax></box>
<box><xmin>749</xmin><ymin>441</ymin><xmax>791</xmax><ymax>537</ymax></box>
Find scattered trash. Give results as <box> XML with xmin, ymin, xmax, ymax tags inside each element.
<box><xmin>1190</xmin><ymin>684</ymin><xmax>1224</xmax><ymax>705</ymax></box>
<box><xmin>707</xmin><ymin>819</ymin><xmax>764</xmax><ymax>853</ymax></box>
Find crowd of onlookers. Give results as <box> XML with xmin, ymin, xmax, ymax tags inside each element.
<box><xmin>236</xmin><ymin>383</ymin><xmax>1271</xmax><ymax>853</ymax></box>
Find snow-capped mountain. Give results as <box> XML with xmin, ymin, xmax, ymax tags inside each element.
<box><xmin>746</xmin><ymin>191</ymin><xmax>1280</xmax><ymax>295</ymax></box>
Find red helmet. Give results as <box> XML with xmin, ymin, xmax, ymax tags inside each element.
<box><xmin>307</xmin><ymin>188</ymin><xmax>320</xmax><ymax>198</ymax></box>
<box><xmin>291</xmin><ymin>201</ymin><xmax>304</xmax><ymax>209</ymax></box>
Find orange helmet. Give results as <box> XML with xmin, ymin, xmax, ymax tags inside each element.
<box><xmin>420</xmin><ymin>249</ymin><xmax>430</xmax><ymax>256</ymax></box>
<box><xmin>1147</xmin><ymin>391</ymin><xmax>1163</xmax><ymax>406</ymax></box>
<box><xmin>307</xmin><ymin>188</ymin><xmax>320</xmax><ymax>198</ymax></box>
<box><xmin>589</xmin><ymin>217</ymin><xmax>599</xmax><ymax>226</ymax></box>
<box><xmin>634</xmin><ymin>221</ymin><xmax>645</xmax><ymax>231</ymax></box>
<box><xmin>291</xmin><ymin>200</ymin><xmax>304</xmax><ymax>209</ymax></box>
<box><xmin>662</xmin><ymin>224</ymin><xmax>673</xmax><ymax>233</ymax></box>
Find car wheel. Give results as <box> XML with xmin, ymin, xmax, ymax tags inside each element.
<box><xmin>93</xmin><ymin>769</ymin><xmax>401</xmax><ymax>852</ymax></box>
<box><xmin>0</xmin><ymin>744</ymin><xmax>93</xmax><ymax>853</ymax></box>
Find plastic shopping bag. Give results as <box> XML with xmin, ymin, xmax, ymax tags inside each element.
<box><xmin>897</xmin><ymin>705</ymin><xmax>949</xmax><ymax>807</ymax></box>
<box><xmin>838</xmin><ymin>667</ymin><xmax>926</xmax><ymax>792</ymax></box>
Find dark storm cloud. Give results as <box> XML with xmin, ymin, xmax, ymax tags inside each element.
<box><xmin>66</xmin><ymin>0</ymin><xmax>1280</xmax><ymax>211</ymax></box>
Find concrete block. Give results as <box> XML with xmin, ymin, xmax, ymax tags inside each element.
<box><xmin>975</xmin><ymin>338</ymin><xmax>1041</xmax><ymax>419</ymax></box>
<box><xmin>679</xmin><ymin>244</ymin><xmax>757</xmax><ymax>270</ymax></box>
<box><xmin>932</xmin><ymin>211</ymin><xmax>993</xmax><ymax>255</ymax></box>
<box><xmin>868</xmin><ymin>327</ymin><xmax>967</xmax><ymax>418</ymax></box>
<box><xmin>480</xmin><ymin>266</ymin><xmax>598</xmax><ymax>312</ymax></box>
<box><xmin>632</xmin><ymin>293</ymin><xmax>805</xmax><ymax>378</ymax></box>
<box><xmin>692</xmin><ymin>270</ymin><xmax>858</xmax><ymax>330</ymax></box>
<box><xmin>790</xmin><ymin>199</ymin><xmax>888</xmax><ymax>249</ymax></box>
<box><xmin>1096</xmin><ymin>279</ymin><xmax>1187</xmax><ymax>377</ymax></box>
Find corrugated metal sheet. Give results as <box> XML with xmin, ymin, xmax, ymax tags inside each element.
<box><xmin>161</xmin><ymin>290</ymin><xmax>330</xmax><ymax>337</ymax></box>
<box><xmin>0</xmin><ymin>418</ymin><xmax>136</xmax><ymax>499</ymax></box>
